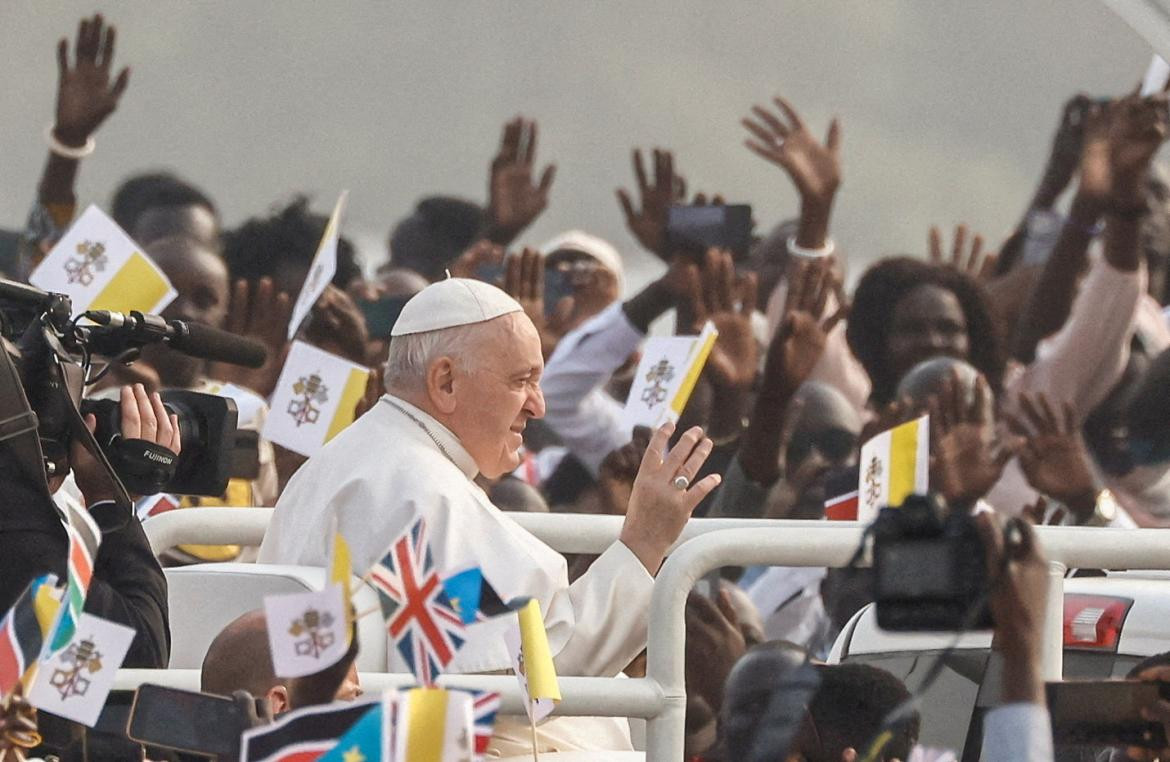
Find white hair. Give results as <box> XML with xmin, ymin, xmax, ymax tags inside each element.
<box><xmin>383</xmin><ymin>322</ymin><xmax>486</xmax><ymax>392</ymax></box>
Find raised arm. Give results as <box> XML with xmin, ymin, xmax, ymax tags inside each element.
<box><xmin>483</xmin><ymin>117</ymin><xmax>556</xmax><ymax>247</ymax></box>
<box><xmin>725</xmin><ymin>258</ymin><xmax>844</xmax><ymax>511</ymax></box>
<box><xmin>25</xmin><ymin>14</ymin><xmax>129</xmax><ymax>267</ymax></box>
<box><xmin>1014</xmin><ymin>92</ymin><xmax>1167</xmax><ymax>362</ymax></box>
<box><xmin>742</xmin><ymin>94</ymin><xmax>841</xmax><ymax>252</ymax></box>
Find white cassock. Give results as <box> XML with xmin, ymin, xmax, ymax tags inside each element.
<box><xmin>257</xmin><ymin>394</ymin><xmax>653</xmax><ymax>755</ymax></box>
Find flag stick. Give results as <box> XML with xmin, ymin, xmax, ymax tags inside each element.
<box><xmin>530</xmin><ymin>713</ymin><xmax>539</xmax><ymax>762</ymax></box>
<box><xmin>355</xmin><ymin>604</ymin><xmax>381</xmax><ymax>620</ymax></box>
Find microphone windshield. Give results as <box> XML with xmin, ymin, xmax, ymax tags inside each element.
<box><xmin>169</xmin><ymin>322</ymin><xmax>268</xmax><ymax>368</ymax></box>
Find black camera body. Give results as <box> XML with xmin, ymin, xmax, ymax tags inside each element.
<box><xmin>82</xmin><ymin>391</ymin><xmax>240</xmax><ymax>497</ymax></box>
<box><xmin>0</xmin><ymin>280</ymin><xmax>252</xmax><ymax>504</ymax></box>
<box><xmin>872</xmin><ymin>493</ymin><xmax>992</xmax><ymax>631</ymax></box>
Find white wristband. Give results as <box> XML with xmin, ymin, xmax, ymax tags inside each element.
<box><xmin>45</xmin><ymin>124</ymin><xmax>95</xmax><ymax>160</ymax></box>
<box><xmin>786</xmin><ymin>235</ymin><xmax>835</xmax><ymax>258</ymax></box>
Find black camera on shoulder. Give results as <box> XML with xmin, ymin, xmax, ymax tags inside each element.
<box><xmin>872</xmin><ymin>493</ymin><xmax>992</xmax><ymax>632</ymax></box>
<box><xmin>0</xmin><ymin>279</ymin><xmax>265</xmax><ymax>513</ymax></box>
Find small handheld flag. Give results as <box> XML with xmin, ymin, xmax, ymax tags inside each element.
<box><xmin>367</xmin><ymin>517</ymin><xmax>465</xmax><ymax>685</ymax></box>
<box><xmin>329</xmin><ymin>517</ymin><xmax>354</xmax><ymax>643</ymax></box>
<box><xmin>288</xmin><ymin>191</ymin><xmax>348</xmax><ymax>340</ymax></box>
<box><xmin>857</xmin><ymin>415</ymin><xmax>929</xmax><ymax>523</ymax></box>
<box><xmin>441</xmin><ymin>567</ymin><xmax>517</xmax><ymax>625</ymax></box>
<box><xmin>394</xmin><ymin>688</ymin><xmax>474</xmax><ymax>762</ymax></box>
<box><xmin>317</xmin><ymin>695</ymin><xmax>393</xmax><ymax>762</ymax></box>
<box><xmin>504</xmin><ymin>599</ymin><xmax>561</xmax><ymax>724</ymax></box>
<box><xmin>48</xmin><ymin>499</ymin><xmax>102</xmax><ymax>653</ymax></box>
<box><xmin>240</xmin><ymin>696</ymin><xmax>379</xmax><ymax>762</ymax></box>
<box><xmin>468</xmin><ymin>689</ymin><xmax>501</xmax><ymax>760</ymax></box>
<box><xmin>621</xmin><ymin>322</ymin><xmax>718</xmax><ymax>432</ymax></box>
<box><xmin>26</xmin><ymin>612</ymin><xmax>134</xmax><ymax>727</ymax></box>
<box><xmin>263</xmin><ymin>584</ymin><xmax>350</xmax><ymax>679</ymax></box>
<box><xmin>262</xmin><ymin>340</ymin><xmax>372</xmax><ymax>458</ymax></box>
<box><xmin>0</xmin><ymin>575</ymin><xmax>62</xmax><ymax>700</ymax></box>
<box><xmin>29</xmin><ymin>204</ymin><xmax>176</xmax><ymax>315</ymax></box>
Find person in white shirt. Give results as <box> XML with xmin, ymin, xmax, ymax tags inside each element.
<box><xmin>258</xmin><ymin>277</ymin><xmax>722</xmax><ymax>755</ymax></box>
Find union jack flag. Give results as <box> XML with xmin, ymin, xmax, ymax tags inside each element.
<box><xmin>470</xmin><ymin>689</ymin><xmax>501</xmax><ymax>759</ymax></box>
<box><xmin>367</xmin><ymin>517</ymin><xmax>465</xmax><ymax>685</ymax></box>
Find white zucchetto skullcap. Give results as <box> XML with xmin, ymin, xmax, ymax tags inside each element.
<box><xmin>390</xmin><ymin>277</ymin><xmax>523</xmax><ymax>336</ymax></box>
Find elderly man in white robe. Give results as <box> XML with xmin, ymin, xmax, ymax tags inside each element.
<box><xmin>258</xmin><ymin>278</ymin><xmax>721</xmax><ymax>756</ymax></box>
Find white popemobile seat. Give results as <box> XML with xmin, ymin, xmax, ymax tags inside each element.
<box><xmin>164</xmin><ymin>563</ymin><xmax>387</xmax><ymax>672</ymax></box>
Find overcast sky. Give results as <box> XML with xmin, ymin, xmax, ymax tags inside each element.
<box><xmin>0</xmin><ymin>1</ymin><xmax>1157</xmax><ymax>290</ymax></box>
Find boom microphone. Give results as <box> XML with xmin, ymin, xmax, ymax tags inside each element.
<box><xmin>83</xmin><ymin>310</ymin><xmax>268</xmax><ymax>368</ymax></box>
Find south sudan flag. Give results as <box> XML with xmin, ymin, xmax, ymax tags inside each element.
<box><xmin>0</xmin><ymin>574</ymin><xmax>62</xmax><ymax>698</ymax></box>
<box><xmin>240</xmin><ymin>697</ymin><xmax>379</xmax><ymax>762</ymax></box>
<box><xmin>48</xmin><ymin>498</ymin><xmax>102</xmax><ymax>653</ymax></box>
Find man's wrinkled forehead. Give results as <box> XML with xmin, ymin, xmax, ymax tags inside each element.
<box><xmin>471</xmin><ymin>312</ymin><xmax>543</xmax><ymax>369</ymax></box>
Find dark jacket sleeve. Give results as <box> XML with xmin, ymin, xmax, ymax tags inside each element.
<box><xmin>83</xmin><ymin>501</ymin><xmax>170</xmax><ymax>668</ymax></box>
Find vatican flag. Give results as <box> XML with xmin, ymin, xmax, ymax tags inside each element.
<box><xmin>857</xmin><ymin>415</ymin><xmax>930</xmax><ymax>522</ymax></box>
<box><xmin>621</xmin><ymin>321</ymin><xmax>718</xmax><ymax>432</ymax></box>
<box><xmin>394</xmin><ymin>688</ymin><xmax>475</xmax><ymax>762</ymax></box>
<box><xmin>30</xmin><ymin>205</ymin><xmax>176</xmax><ymax>315</ymax></box>
<box><xmin>262</xmin><ymin>341</ymin><xmax>371</xmax><ymax>457</ymax></box>
<box><xmin>503</xmin><ymin>598</ymin><xmax>561</xmax><ymax>724</ymax></box>
<box><xmin>288</xmin><ymin>191</ymin><xmax>347</xmax><ymax>340</ymax></box>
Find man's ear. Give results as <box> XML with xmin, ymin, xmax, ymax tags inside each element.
<box><xmin>426</xmin><ymin>356</ymin><xmax>458</xmax><ymax>415</ymax></box>
<box><xmin>267</xmin><ymin>684</ymin><xmax>289</xmax><ymax>714</ymax></box>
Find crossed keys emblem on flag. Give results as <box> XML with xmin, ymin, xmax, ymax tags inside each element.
<box><xmin>288</xmin><ymin>607</ymin><xmax>336</xmax><ymax>659</ymax></box>
<box><xmin>48</xmin><ymin>637</ymin><xmax>103</xmax><ymax>700</ymax></box>
<box><xmin>863</xmin><ymin>455</ymin><xmax>884</xmax><ymax>507</ymax></box>
<box><xmin>63</xmin><ymin>240</ymin><xmax>108</xmax><ymax>286</ymax></box>
<box><xmin>287</xmin><ymin>372</ymin><xmax>329</xmax><ymax>427</ymax></box>
<box><xmin>640</xmin><ymin>359</ymin><xmax>675</xmax><ymax>408</ymax></box>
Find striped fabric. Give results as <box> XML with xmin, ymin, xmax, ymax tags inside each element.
<box><xmin>48</xmin><ymin>500</ymin><xmax>101</xmax><ymax>653</ymax></box>
<box><xmin>0</xmin><ymin>574</ymin><xmax>61</xmax><ymax>698</ymax></box>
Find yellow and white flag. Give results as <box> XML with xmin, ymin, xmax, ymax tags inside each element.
<box><xmin>26</xmin><ymin>612</ymin><xmax>135</xmax><ymax>727</ymax></box>
<box><xmin>288</xmin><ymin>191</ymin><xmax>348</xmax><ymax>340</ymax></box>
<box><xmin>329</xmin><ymin>516</ymin><xmax>354</xmax><ymax>643</ymax></box>
<box><xmin>262</xmin><ymin>340</ymin><xmax>371</xmax><ymax>457</ymax></box>
<box><xmin>503</xmin><ymin>598</ymin><xmax>561</xmax><ymax>723</ymax></box>
<box><xmin>621</xmin><ymin>321</ymin><xmax>718</xmax><ymax>432</ymax></box>
<box><xmin>394</xmin><ymin>687</ymin><xmax>474</xmax><ymax>762</ymax></box>
<box><xmin>29</xmin><ymin>204</ymin><xmax>176</xmax><ymax>315</ymax></box>
<box><xmin>857</xmin><ymin>414</ymin><xmax>930</xmax><ymax>522</ymax></box>
<box><xmin>263</xmin><ymin>583</ymin><xmax>349</xmax><ymax>679</ymax></box>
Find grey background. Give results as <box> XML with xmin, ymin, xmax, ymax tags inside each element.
<box><xmin>0</xmin><ymin>1</ymin><xmax>1156</xmax><ymax>290</ymax></box>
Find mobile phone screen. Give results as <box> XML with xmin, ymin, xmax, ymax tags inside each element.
<box><xmin>666</xmin><ymin>204</ymin><xmax>753</xmax><ymax>261</ymax></box>
<box><xmin>1047</xmin><ymin>680</ymin><xmax>1167</xmax><ymax>748</ymax></box>
<box><xmin>544</xmin><ymin>267</ymin><xmax>573</xmax><ymax>313</ymax></box>
<box><xmin>126</xmin><ymin>683</ymin><xmax>243</xmax><ymax>757</ymax></box>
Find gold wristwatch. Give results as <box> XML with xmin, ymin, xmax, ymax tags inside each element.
<box><xmin>1078</xmin><ymin>488</ymin><xmax>1119</xmax><ymax>527</ymax></box>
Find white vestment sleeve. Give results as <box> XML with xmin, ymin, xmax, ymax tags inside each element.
<box><xmin>541</xmin><ymin>302</ymin><xmax>645</xmax><ymax>475</ymax></box>
<box><xmin>980</xmin><ymin>703</ymin><xmax>1053</xmax><ymax>761</ymax></box>
<box><xmin>553</xmin><ymin>540</ymin><xmax>654</xmax><ymax>676</ymax></box>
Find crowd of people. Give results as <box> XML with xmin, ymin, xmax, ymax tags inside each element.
<box><xmin>5</xmin><ymin>11</ymin><xmax>1170</xmax><ymax>762</ymax></box>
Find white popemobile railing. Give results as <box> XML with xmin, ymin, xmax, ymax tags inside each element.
<box><xmin>130</xmin><ymin>508</ymin><xmax>1170</xmax><ymax>761</ymax></box>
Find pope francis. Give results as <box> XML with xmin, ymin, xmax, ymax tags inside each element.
<box><xmin>257</xmin><ymin>277</ymin><xmax>720</xmax><ymax>756</ymax></box>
